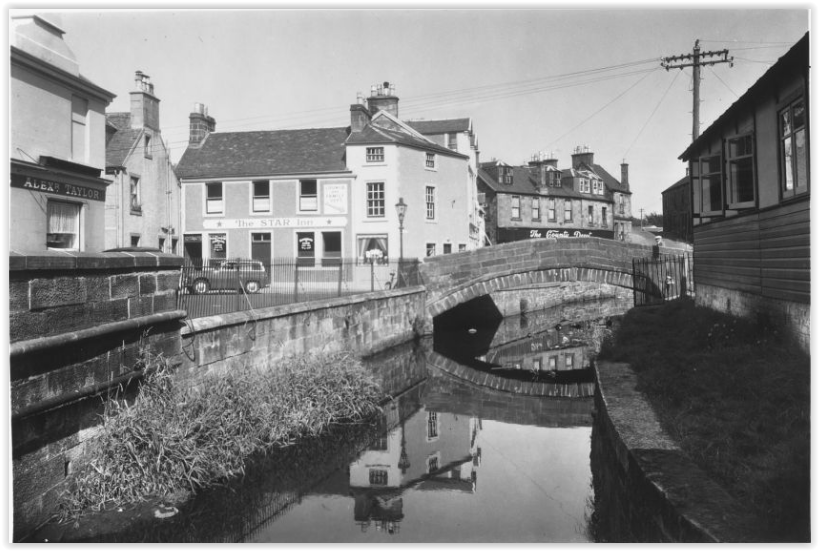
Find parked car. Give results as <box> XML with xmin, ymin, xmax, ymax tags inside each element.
<box><xmin>183</xmin><ymin>259</ymin><xmax>269</xmax><ymax>294</ymax></box>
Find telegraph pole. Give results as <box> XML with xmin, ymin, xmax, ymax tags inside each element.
<box><xmin>662</xmin><ymin>40</ymin><xmax>733</xmax><ymax>140</ymax></box>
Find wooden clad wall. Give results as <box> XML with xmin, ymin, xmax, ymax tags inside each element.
<box><xmin>758</xmin><ymin>198</ymin><xmax>810</xmax><ymax>303</ymax></box>
<box><xmin>694</xmin><ymin>197</ymin><xmax>810</xmax><ymax>304</ymax></box>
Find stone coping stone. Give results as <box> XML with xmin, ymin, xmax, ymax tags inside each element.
<box><xmin>10</xmin><ymin>251</ymin><xmax>184</xmax><ymax>271</ymax></box>
<box><xmin>595</xmin><ymin>361</ymin><xmax>768</xmax><ymax>543</ymax></box>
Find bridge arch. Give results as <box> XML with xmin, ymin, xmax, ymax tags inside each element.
<box><xmin>419</xmin><ymin>237</ymin><xmax>656</xmax><ymax>319</ymax></box>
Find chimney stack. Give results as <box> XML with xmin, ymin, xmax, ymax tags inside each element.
<box><xmin>350</xmin><ymin>99</ymin><xmax>371</xmax><ymax>133</ymax></box>
<box><xmin>189</xmin><ymin>103</ymin><xmax>216</xmax><ymax>148</ymax></box>
<box><xmin>366</xmin><ymin>81</ymin><xmax>399</xmax><ymax>118</ymax></box>
<box><xmin>130</xmin><ymin>70</ymin><xmax>160</xmax><ymax>131</ymax></box>
<box><xmin>621</xmin><ymin>161</ymin><xmax>630</xmax><ymax>190</ymax></box>
<box><xmin>571</xmin><ymin>145</ymin><xmax>594</xmax><ymax>169</ymax></box>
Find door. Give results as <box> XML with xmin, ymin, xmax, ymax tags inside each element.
<box><xmin>251</xmin><ymin>232</ymin><xmax>272</xmax><ymax>268</ymax></box>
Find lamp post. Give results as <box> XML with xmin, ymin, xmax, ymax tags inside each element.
<box><xmin>395</xmin><ymin>198</ymin><xmax>407</xmax><ymax>287</ymax></box>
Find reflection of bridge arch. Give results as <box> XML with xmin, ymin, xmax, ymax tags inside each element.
<box><xmin>419</xmin><ymin>238</ymin><xmax>658</xmax><ymax>319</ymax></box>
<box><xmin>424</xmin><ymin>350</ymin><xmax>594</xmax><ymax>428</ymax></box>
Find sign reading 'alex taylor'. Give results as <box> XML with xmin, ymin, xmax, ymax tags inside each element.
<box><xmin>11</xmin><ymin>174</ymin><xmax>106</xmax><ymax>201</ymax></box>
<box><xmin>202</xmin><ymin>217</ymin><xmax>347</xmax><ymax>230</ymax></box>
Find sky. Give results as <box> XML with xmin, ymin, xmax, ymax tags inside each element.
<box><xmin>16</xmin><ymin>5</ymin><xmax>810</xmax><ymax>216</ymax></box>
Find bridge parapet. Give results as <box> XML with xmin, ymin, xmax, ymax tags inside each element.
<box><xmin>419</xmin><ymin>238</ymin><xmax>657</xmax><ymax>317</ymax></box>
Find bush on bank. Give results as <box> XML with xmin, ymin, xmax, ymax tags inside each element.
<box><xmin>598</xmin><ymin>298</ymin><xmax>810</xmax><ymax>542</ymax></box>
<box><xmin>60</xmin><ymin>351</ymin><xmax>382</xmax><ymax>521</ymax></box>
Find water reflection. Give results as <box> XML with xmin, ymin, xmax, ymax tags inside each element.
<box><xmin>46</xmin><ymin>299</ymin><xmax>626</xmax><ymax>543</ymax></box>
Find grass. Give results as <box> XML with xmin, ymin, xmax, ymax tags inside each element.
<box><xmin>59</xmin><ymin>350</ymin><xmax>382</xmax><ymax>523</ymax></box>
<box><xmin>598</xmin><ymin>298</ymin><xmax>810</xmax><ymax>542</ymax></box>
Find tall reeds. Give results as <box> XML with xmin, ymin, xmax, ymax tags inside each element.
<box><xmin>60</xmin><ymin>350</ymin><xmax>382</xmax><ymax>521</ymax></box>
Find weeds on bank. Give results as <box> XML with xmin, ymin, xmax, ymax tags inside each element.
<box><xmin>59</xmin><ymin>351</ymin><xmax>382</xmax><ymax>522</ymax></box>
<box><xmin>598</xmin><ymin>298</ymin><xmax>810</xmax><ymax>542</ymax></box>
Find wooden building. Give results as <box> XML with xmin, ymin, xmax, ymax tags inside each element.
<box><xmin>679</xmin><ymin>32</ymin><xmax>809</xmax><ymax>351</ymax></box>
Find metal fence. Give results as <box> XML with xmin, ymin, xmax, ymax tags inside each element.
<box><xmin>632</xmin><ymin>252</ymin><xmax>694</xmax><ymax>307</ymax></box>
<box><xmin>177</xmin><ymin>257</ymin><xmax>422</xmax><ymax>319</ymax></box>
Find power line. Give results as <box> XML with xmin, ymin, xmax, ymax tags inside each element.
<box><xmin>623</xmin><ymin>70</ymin><xmax>682</xmax><ymax>159</ymax></box>
<box><xmin>706</xmin><ymin>65</ymin><xmax>739</xmax><ymax>98</ymax></box>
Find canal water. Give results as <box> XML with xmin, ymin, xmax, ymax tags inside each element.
<box><xmin>37</xmin><ymin>297</ymin><xmax>629</xmax><ymax>543</ymax></box>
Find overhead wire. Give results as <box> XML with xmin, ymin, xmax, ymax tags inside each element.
<box><xmin>623</xmin><ymin>69</ymin><xmax>682</xmax><ymax>159</ymax></box>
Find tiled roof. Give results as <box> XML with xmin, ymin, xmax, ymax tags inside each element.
<box><xmin>106</xmin><ymin>127</ymin><xmax>141</xmax><ymax>168</ymax></box>
<box><xmin>347</xmin><ymin>122</ymin><xmax>468</xmax><ymax>159</ymax></box>
<box><xmin>176</xmin><ymin>127</ymin><xmax>351</xmax><ymax>180</ymax></box>
<box><xmin>406</xmin><ymin>118</ymin><xmax>471</xmax><ymax>134</ymax></box>
<box><xmin>107</xmin><ymin>112</ymin><xmax>131</xmax><ymax>131</ymax></box>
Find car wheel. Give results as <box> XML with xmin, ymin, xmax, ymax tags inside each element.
<box><xmin>192</xmin><ymin>278</ymin><xmax>210</xmax><ymax>294</ymax></box>
<box><xmin>244</xmin><ymin>280</ymin><xmax>260</xmax><ymax>294</ymax></box>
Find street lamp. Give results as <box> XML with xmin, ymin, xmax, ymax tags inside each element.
<box><xmin>395</xmin><ymin>198</ymin><xmax>407</xmax><ymax>287</ymax></box>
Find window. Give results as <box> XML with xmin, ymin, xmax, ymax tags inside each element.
<box><xmin>780</xmin><ymin>98</ymin><xmax>808</xmax><ymax>198</ymax></box>
<box><xmin>727</xmin><ymin>134</ymin><xmax>755</xmax><ymax>208</ymax></box>
<box><xmin>299</xmin><ymin>179</ymin><xmax>318</xmax><ymax>211</ymax></box>
<box><xmin>448</xmin><ymin>133</ymin><xmax>458</xmax><ymax>150</ymax></box>
<box><xmin>357</xmin><ymin>235</ymin><xmax>388</xmax><ymax>262</ymax></box>
<box><xmin>532</xmin><ymin>197</ymin><xmax>541</xmax><ymax>220</ymax></box>
<box><xmin>366</xmin><ymin>147</ymin><xmax>384</xmax><ymax>162</ymax></box>
<box><xmin>71</xmin><ymin>96</ymin><xmax>87</xmax><ymax>163</ymax></box>
<box><xmin>130</xmin><ymin>176</ymin><xmax>141</xmax><ymax>212</ymax></box>
<box><xmin>369</xmin><ymin>469</ymin><xmax>388</xmax><ymax>486</ymax></box>
<box><xmin>206</xmin><ymin>182</ymin><xmax>223</xmax><ymax>214</ymax></box>
<box><xmin>427</xmin><ymin>411</ymin><xmax>439</xmax><ymax>439</ymax></box>
<box><xmin>547</xmin><ymin>198</ymin><xmax>555</xmax><ymax>222</ymax></box>
<box><xmin>252</xmin><ymin>180</ymin><xmax>270</xmax><ymax>212</ymax></box>
<box><xmin>443</xmin><ymin>243</ymin><xmax>452</xmax><ymax>254</ymax></box>
<box><xmin>503</xmin><ymin>168</ymin><xmax>513</xmax><ymax>185</ymax></box>
<box><xmin>549</xmin><ymin>356</ymin><xmax>557</xmax><ymax>370</ymax></box>
<box><xmin>366</xmin><ymin>182</ymin><xmax>385</xmax><ymax>217</ymax></box>
<box><xmin>458</xmin><ymin>243</ymin><xmax>467</xmax><ymax>252</ymax></box>
<box><xmin>426</xmin><ymin>186</ymin><xmax>436</xmax><ymax>219</ymax></box>
<box><xmin>428</xmin><ymin>455</ymin><xmax>439</xmax><ymax>473</ymax></box>
<box><xmin>157</xmin><ymin>237</ymin><xmax>166</xmax><ymax>252</ymax></box>
<box><xmin>297</xmin><ymin>231</ymin><xmax>315</xmax><ymax>266</ymax></box>
<box><xmin>322</xmin><ymin>231</ymin><xmax>342</xmax><ymax>266</ymax></box>
<box><xmin>533</xmin><ymin>358</ymin><xmax>542</xmax><ymax>371</ymax></box>
<box><xmin>602</xmin><ymin>206</ymin><xmax>608</xmax><ymax>227</ymax></box>
<box><xmin>588</xmin><ymin>205</ymin><xmax>594</xmax><ymax>227</ymax></box>
<box><xmin>426</xmin><ymin>242</ymin><xmax>436</xmax><ymax>257</ymax></box>
<box><xmin>618</xmin><ymin>194</ymin><xmax>624</xmax><ymax>214</ymax></box>
<box><xmin>130</xmin><ymin>235</ymin><xmax>141</xmax><ymax>247</ymax></box>
<box><xmin>209</xmin><ymin>233</ymin><xmax>227</xmax><ymax>260</ymax></box>
<box><xmin>47</xmin><ymin>201</ymin><xmax>80</xmax><ymax>249</ymax></box>
<box><xmin>425</xmin><ymin>152</ymin><xmax>436</xmax><ymax>169</ymax></box>
<box><xmin>564</xmin><ymin>199</ymin><xmax>573</xmax><ymax>222</ymax></box>
<box><xmin>144</xmin><ymin>134</ymin><xmax>152</xmax><ymax>159</ymax></box>
<box><xmin>697</xmin><ymin>154</ymin><xmax>723</xmax><ymax>216</ymax></box>
<box><xmin>511</xmin><ymin>195</ymin><xmax>520</xmax><ymax>219</ymax></box>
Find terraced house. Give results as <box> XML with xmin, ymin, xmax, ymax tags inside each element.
<box><xmin>175</xmin><ymin>83</ymin><xmax>479</xmax><ymax>266</ymax></box>
<box><xmin>477</xmin><ymin>147</ymin><xmax>632</xmax><ymax>244</ymax></box>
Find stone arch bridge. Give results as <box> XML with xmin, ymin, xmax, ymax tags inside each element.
<box><xmin>417</xmin><ymin>237</ymin><xmax>658</xmax><ymax>319</ymax></box>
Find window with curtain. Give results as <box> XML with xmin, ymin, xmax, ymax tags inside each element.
<box><xmin>130</xmin><ymin>176</ymin><xmax>141</xmax><ymax>212</ymax></box>
<box><xmin>357</xmin><ymin>235</ymin><xmax>388</xmax><ymax>262</ymax></box>
<box><xmin>47</xmin><ymin>201</ymin><xmax>80</xmax><ymax>249</ymax></box>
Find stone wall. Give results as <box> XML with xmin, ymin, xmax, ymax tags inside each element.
<box><xmin>695</xmin><ymin>283</ymin><xmax>810</xmax><ymax>353</ymax></box>
<box><xmin>592</xmin><ymin>361</ymin><xmax>766</xmax><ymax>542</ymax></box>
<box><xmin>174</xmin><ymin>287</ymin><xmax>426</xmax><ymax>382</ymax></box>
<box><xmin>490</xmin><ymin>281</ymin><xmax>632</xmax><ymax>317</ymax></box>
<box><xmin>10</xmin><ymin>251</ymin><xmax>185</xmax><ymax>540</ymax></box>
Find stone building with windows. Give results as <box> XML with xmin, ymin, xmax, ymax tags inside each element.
<box><xmin>176</xmin><ymin>83</ymin><xmax>477</xmax><ymax>266</ymax></box>
<box><xmin>679</xmin><ymin>32</ymin><xmax>809</xmax><ymax>351</ymax></box>
<box><xmin>104</xmin><ymin>71</ymin><xmax>181</xmax><ymax>252</ymax></box>
<box><xmin>477</xmin><ymin>147</ymin><xmax>632</xmax><ymax>244</ymax></box>
<box><xmin>10</xmin><ymin>13</ymin><xmax>115</xmax><ymax>252</ymax></box>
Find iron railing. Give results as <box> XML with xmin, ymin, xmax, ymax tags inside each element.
<box><xmin>632</xmin><ymin>252</ymin><xmax>694</xmax><ymax>307</ymax></box>
<box><xmin>178</xmin><ymin>257</ymin><xmax>421</xmax><ymax>319</ymax></box>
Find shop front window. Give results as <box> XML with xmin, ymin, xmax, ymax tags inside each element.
<box><xmin>47</xmin><ymin>200</ymin><xmax>80</xmax><ymax>250</ymax></box>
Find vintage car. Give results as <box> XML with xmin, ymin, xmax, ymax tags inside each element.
<box><xmin>183</xmin><ymin>259</ymin><xmax>270</xmax><ymax>294</ymax></box>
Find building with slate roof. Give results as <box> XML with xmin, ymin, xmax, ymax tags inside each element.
<box><xmin>477</xmin><ymin>147</ymin><xmax>632</xmax><ymax>244</ymax></box>
<box><xmin>104</xmin><ymin>71</ymin><xmax>181</xmax><ymax>252</ymax></box>
<box><xmin>10</xmin><ymin>13</ymin><xmax>115</xmax><ymax>252</ymax></box>
<box><xmin>176</xmin><ymin>82</ymin><xmax>480</xmax><ymax>267</ymax></box>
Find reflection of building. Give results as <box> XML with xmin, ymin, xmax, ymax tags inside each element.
<box><xmin>10</xmin><ymin>13</ymin><xmax>115</xmax><ymax>252</ymax></box>
<box><xmin>104</xmin><ymin>71</ymin><xmax>181</xmax><ymax>252</ymax></box>
<box><xmin>477</xmin><ymin>147</ymin><xmax>632</xmax><ymax>244</ymax></box>
<box><xmin>348</xmin><ymin>405</ymin><xmax>480</xmax><ymax>534</ymax></box>
<box><xmin>679</xmin><ymin>33</ymin><xmax>809</xmax><ymax>352</ymax></box>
